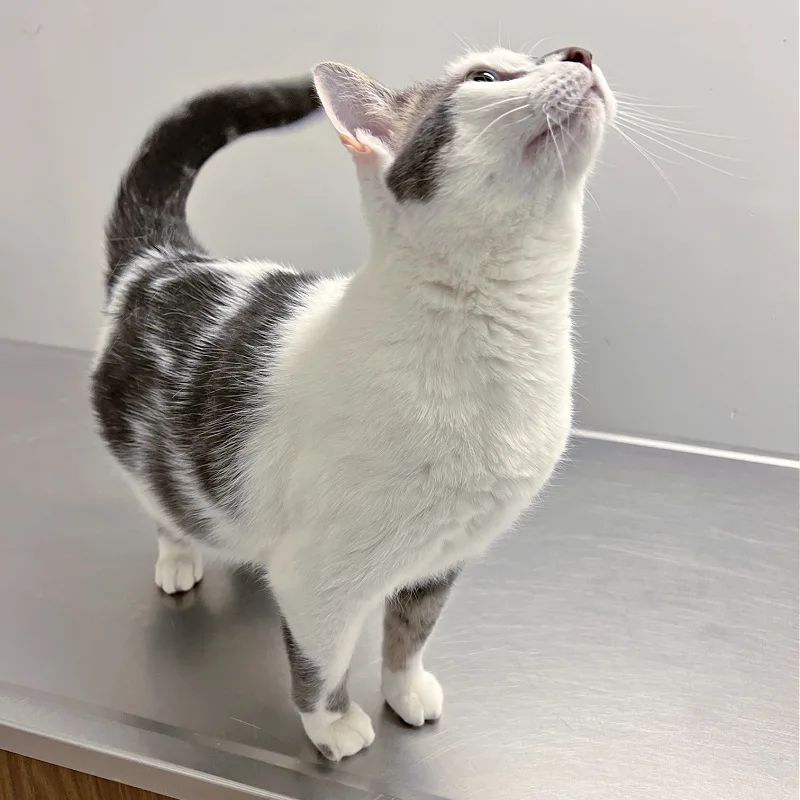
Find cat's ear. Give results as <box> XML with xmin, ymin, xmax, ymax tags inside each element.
<box><xmin>313</xmin><ymin>63</ymin><xmax>395</xmax><ymax>157</ymax></box>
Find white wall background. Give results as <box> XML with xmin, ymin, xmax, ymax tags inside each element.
<box><xmin>1</xmin><ymin>0</ymin><xmax>797</xmax><ymax>456</ymax></box>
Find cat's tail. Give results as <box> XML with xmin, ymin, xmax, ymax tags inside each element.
<box><xmin>105</xmin><ymin>78</ymin><xmax>320</xmax><ymax>292</ymax></box>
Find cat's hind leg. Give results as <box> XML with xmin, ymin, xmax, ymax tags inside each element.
<box><xmin>155</xmin><ymin>527</ymin><xmax>204</xmax><ymax>594</ymax></box>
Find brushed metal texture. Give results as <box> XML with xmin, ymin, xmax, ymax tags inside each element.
<box><xmin>0</xmin><ymin>341</ymin><xmax>796</xmax><ymax>799</ymax></box>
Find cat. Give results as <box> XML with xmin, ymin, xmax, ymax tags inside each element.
<box><xmin>91</xmin><ymin>46</ymin><xmax>614</xmax><ymax>761</ymax></box>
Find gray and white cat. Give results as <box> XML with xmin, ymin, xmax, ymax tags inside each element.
<box><xmin>91</xmin><ymin>46</ymin><xmax>614</xmax><ymax>760</ymax></box>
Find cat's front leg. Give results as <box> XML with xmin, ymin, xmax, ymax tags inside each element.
<box><xmin>381</xmin><ymin>567</ymin><xmax>460</xmax><ymax>726</ymax></box>
<box><xmin>273</xmin><ymin>569</ymin><xmax>375</xmax><ymax>761</ymax></box>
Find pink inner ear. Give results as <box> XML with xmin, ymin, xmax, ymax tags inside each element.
<box><xmin>327</xmin><ymin>91</ymin><xmax>371</xmax><ymax>137</ymax></box>
<box><xmin>339</xmin><ymin>133</ymin><xmax>370</xmax><ymax>154</ymax></box>
<box><xmin>314</xmin><ymin>65</ymin><xmax>394</xmax><ymax>144</ymax></box>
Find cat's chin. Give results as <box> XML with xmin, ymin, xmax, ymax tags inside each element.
<box><xmin>522</xmin><ymin>130</ymin><xmax>551</xmax><ymax>159</ymax></box>
<box><xmin>523</xmin><ymin>116</ymin><xmax>605</xmax><ymax>170</ymax></box>
<box><xmin>523</xmin><ymin>83</ymin><xmax>607</xmax><ymax>163</ymax></box>
<box><xmin>522</xmin><ymin>129</ymin><xmax>600</xmax><ymax>170</ymax></box>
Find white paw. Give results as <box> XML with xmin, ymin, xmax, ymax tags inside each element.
<box><xmin>155</xmin><ymin>544</ymin><xmax>203</xmax><ymax>594</ymax></box>
<box><xmin>382</xmin><ymin>667</ymin><xmax>443</xmax><ymax>727</ymax></box>
<box><xmin>301</xmin><ymin>703</ymin><xmax>375</xmax><ymax>761</ymax></box>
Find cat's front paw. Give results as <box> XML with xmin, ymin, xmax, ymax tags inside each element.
<box><xmin>301</xmin><ymin>703</ymin><xmax>375</xmax><ymax>761</ymax></box>
<box><xmin>155</xmin><ymin>545</ymin><xmax>203</xmax><ymax>594</ymax></box>
<box><xmin>381</xmin><ymin>667</ymin><xmax>443</xmax><ymax>727</ymax></box>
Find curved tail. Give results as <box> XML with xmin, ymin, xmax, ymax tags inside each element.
<box><xmin>105</xmin><ymin>77</ymin><xmax>320</xmax><ymax>291</ymax></box>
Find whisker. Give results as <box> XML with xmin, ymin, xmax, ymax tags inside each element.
<box><xmin>613</xmin><ymin>100</ymin><xmax>744</xmax><ymax>147</ymax></box>
<box><xmin>551</xmin><ymin>117</ymin><xmax>580</xmax><ymax>148</ymax></box>
<box><xmin>614</xmin><ymin>94</ymin><xmax>695</xmax><ymax>110</ymax></box>
<box><xmin>550</xmin><ymin>105</ymin><xmax>606</xmax><ymax>216</ymax></box>
<box><xmin>472</xmin><ymin>104</ymin><xmax>531</xmax><ymax>144</ymax></box>
<box><xmin>614</xmin><ymin>102</ymin><xmax>713</xmax><ymax>125</ymax></box>
<box><xmin>550</xmin><ymin>109</ymin><xmax>582</xmax><ymax>148</ymax></box>
<box><xmin>453</xmin><ymin>32</ymin><xmax>478</xmax><ymax>53</ymax></box>
<box><xmin>616</xmin><ymin>110</ymin><xmax>743</xmax><ymax>140</ymax></box>
<box><xmin>615</xmin><ymin>119</ymin><xmax>744</xmax><ymax>174</ymax></box>
<box><xmin>584</xmin><ymin>186</ymin><xmax>604</xmax><ymax>221</ymax></box>
<box><xmin>526</xmin><ymin>36</ymin><xmax>552</xmax><ymax>57</ymax></box>
<box><xmin>616</xmin><ymin>101</ymin><xmax>696</xmax><ymax>111</ymax></box>
<box><xmin>561</xmin><ymin>100</ymin><xmax>714</xmax><ymax>139</ymax></box>
<box><xmin>462</xmin><ymin>95</ymin><xmax>529</xmax><ymax>114</ymax></box>
<box><xmin>607</xmin><ymin>125</ymin><xmax>694</xmax><ymax>166</ymax></box>
<box><xmin>558</xmin><ymin>103</ymin><xmax>597</xmax><ymax>112</ymax></box>
<box><xmin>552</xmin><ymin>110</ymin><xmax>608</xmax><ymax>166</ymax></box>
<box><xmin>611</xmin><ymin>124</ymin><xmax>680</xmax><ymax>198</ymax></box>
<box><xmin>612</xmin><ymin>105</ymin><xmax>705</xmax><ymax>128</ymax></box>
<box><xmin>508</xmin><ymin>112</ymin><xmax>535</xmax><ymax>129</ymax></box>
<box><xmin>545</xmin><ymin>114</ymin><xmax>567</xmax><ymax>185</ymax></box>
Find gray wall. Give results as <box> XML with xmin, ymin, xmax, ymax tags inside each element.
<box><xmin>2</xmin><ymin>0</ymin><xmax>797</xmax><ymax>456</ymax></box>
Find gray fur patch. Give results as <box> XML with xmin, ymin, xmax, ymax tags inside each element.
<box><xmin>281</xmin><ymin>621</ymin><xmax>351</xmax><ymax>715</ymax></box>
<box><xmin>316</xmin><ymin>744</ymin><xmax>335</xmax><ymax>760</ymax></box>
<box><xmin>325</xmin><ymin>674</ymin><xmax>350</xmax><ymax>714</ymax></box>
<box><xmin>383</xmin><ymin>567</ymin><xmax>461</xmax><ymax>672</ymax></box>
<box><xmin>90</xmin><ymin>259</ymin><xmax>320</xmax><ymax>533</ymax></box>
<box><xmin>281</xmin><ymin>620</ymin><xmax>323</xmax><ymax>713</ymax></box>
<box><xmin>386</xmin><ymin>99</ymin><xmax>455</xmax><ymax>203</ymax></box>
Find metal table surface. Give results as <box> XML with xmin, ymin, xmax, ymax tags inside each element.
<box><xmin>0</xmin><ymin>340</ymin><xmax>797</xmax><ymax>800</ymax></box>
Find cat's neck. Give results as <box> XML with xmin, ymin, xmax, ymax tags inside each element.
<box><xmin>358</xmin><ymin>193</ymin><xmax>584</xmax><ymax>312</ymax></box>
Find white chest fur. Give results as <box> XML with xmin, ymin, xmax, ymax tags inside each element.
<box><xmin>248</xmin><ymin>240</ymin><xmax>578</xmax><ymax>585</ymax></box>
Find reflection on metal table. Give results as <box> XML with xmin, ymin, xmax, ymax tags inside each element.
<box><xmin>0</xmin><ymin>341</ymin><xmax>797</xmax><ymax>799</ymax></box>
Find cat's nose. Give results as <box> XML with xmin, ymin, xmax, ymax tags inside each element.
<box><xmin>563</xmin><ymin>47</ymin><xmax>593</xmax><ymax>71</ymax></box>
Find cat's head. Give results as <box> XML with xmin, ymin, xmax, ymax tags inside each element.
<box><xmin>314</xmin><ymin>48</ymin><xmax>615</xmax><ymax>245</ymax></box>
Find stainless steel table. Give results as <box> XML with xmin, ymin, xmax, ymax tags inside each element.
<box><xmin>0</xmin><ymin>341</ymin><xmax>797</xmax><ymax>800</ymax></box>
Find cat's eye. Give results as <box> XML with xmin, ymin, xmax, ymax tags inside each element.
<box><xmin>466</xmin><ymin>70</ymin><xmax>498</xmax><ymax>83</ymax></box>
